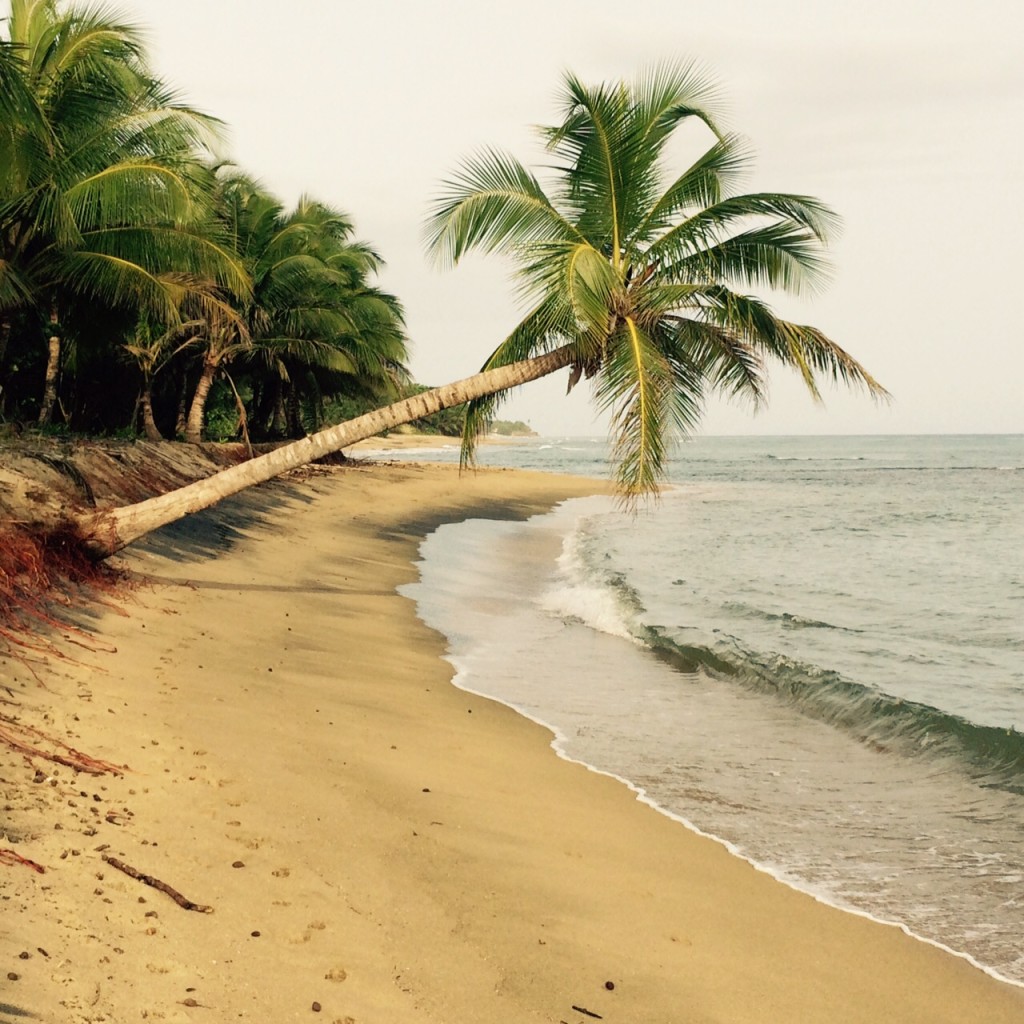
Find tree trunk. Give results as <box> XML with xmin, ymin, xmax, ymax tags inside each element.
<box><xmin>285</xmin><ymin>383</ymin><xmax>304</xmax><ymax>438</ymax></box>
<box><xmin>0</xmin><ymin>317</ymin><xmax>11</xmax><ymax>376</ymax></box>
<box><xmin>75</xmin><ymin>343</ymin><xmax>577</xmax><ymax>559</ymax></box>
<box><xmin>174</xmin><ymin>374</ymin><xmax>189</xmax><ymax>439</ymax></box>
<box><xmin>37</xmin><ymin>328</ymin><xmax>61</xmax><ymax>426</ymax></box>
<box><xmin>270</xmin><ymin>385</ymin><xmax>287</xmax><ymax>438</ymax></box>
<box><xmin>139</xmin><ymin>380</ymin><xmax>163</xmax><ymax>442</ymax></box>
<box><xmin>184</xmin><ymin>358</ymin><xmax>218</xmax><ymax>444</ymax></box>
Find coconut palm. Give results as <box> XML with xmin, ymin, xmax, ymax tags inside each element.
<box><xmin>243</xmin><ymin>226</ymin><xmax>410</xmax><ymax>438</ymax></box>
<box><xmin>73</xmin><ymin>62</ymin><xmax>885</xmax><ymax>559</ymax></box>
<box><xmin>183</xmin><ymin>176</ymin><xmax>409</xmax><ymax>442</ymax></box>
<box><xmin>0</xmin><ymin>0</ymin><xmax>248</xmax><ymax>423</ymax></box>
<box><xmin>428</xmin><ymin>63</ymin><xmax>887</xmax><ymax>498</ymax></box>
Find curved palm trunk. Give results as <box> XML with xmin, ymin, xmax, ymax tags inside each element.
<box><xmin>184</xmin><ymin>357</ymin><xmax>218</xmax><ymax>444</ymax></box>
<box><xmin>139</xmin><ymin>380</ymin><xmax>163</xmax><ymax>441</ymax></box>
<box><xmin>174</xmin><ymin>375</ymin><xmax>189</xmax><ymax>439</ymax></box>
<box><xmin>75</xmin><ymin>343</ymin><xmax>576</xmax><ymax>560</ymax></box>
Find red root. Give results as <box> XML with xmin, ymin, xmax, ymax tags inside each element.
<box><xmin>0</xmin><ymin>717</ymin><xmax>126</xmax><ymax>775</ymax></box>
<box><xmin>0</xmin><ymin>525</ymin><xmax>126</xmax><ymax>664</ymax></box>
<box><xmin>0</xmin><ymin>849</ymin><xmax>45</xmax><ymax>874</ymax></box>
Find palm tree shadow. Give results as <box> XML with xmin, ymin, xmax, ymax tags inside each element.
<box><xmin>133</xmin><ymin>479</ymin><xmax>314</xmax><ymax>564</ymax></box>
<box><xmin>61</xmin><ymin>479</ymin><xmax>316</xmax><ymax>633</ymax></box>
<box><xmin>0</xmin><ymin>1002</ymin><xmax>37</xmax><ymax>1020</ymax></box>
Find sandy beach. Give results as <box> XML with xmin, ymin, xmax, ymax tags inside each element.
<box><xmin>2</xmin><ymin>458</ymin><xmax>1022</xmax><ymax>1023</ymax></box>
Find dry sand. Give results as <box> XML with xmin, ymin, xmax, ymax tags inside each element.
<box><xmin>2</xmin><ymin>459</ymin><xmax>1022</xmax><ymax>1023</ymax></box>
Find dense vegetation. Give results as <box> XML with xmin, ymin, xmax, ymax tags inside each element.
<box><xmin>0</xmin><ymin>0</ymin><xmax>420</xmax><ymax>444</ymax></box>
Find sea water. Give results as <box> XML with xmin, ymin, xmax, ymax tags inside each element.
<box><xmin>387</xmin><ymin>434</ymin><xmax>1024</xmax><ymax>984</ymax></box>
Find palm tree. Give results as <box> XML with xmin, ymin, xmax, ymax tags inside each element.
<box><xmin>243</xmin><ymin>221</ymin><xmax>410</xmax><ymax>438</ymax></box>
<box><xmin>0</xmin><ymin>0</ymin><xmax>248</xmax><ymax>424</ymax></box>
<box><xmin>73</xmin><ymin>62</ymin><xmax>885</xmax><ymax>559</ymax></box>
<box><xmin>181</xmin><ymin>175</ymin><xmax>410</xmax><ymax>443</ymax></box>
<box><xmin>429</xmin><ymin>64</ymin><xmax>887</xmax><ymax>497</ymax></box>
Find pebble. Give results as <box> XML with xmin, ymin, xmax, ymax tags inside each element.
<box><xmin>311</xmin><ymin>1002</ymin><xmax>321</xmax><ymax>1013</ymax></box>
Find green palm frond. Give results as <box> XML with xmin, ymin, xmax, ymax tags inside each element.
<box><xmin>425</xmin><ymin>147</ymin><xmax>580</xmax><ymax>265</ymax></box>
<box><xmin>64</xmin><ymin>159</ymin><xmax>197</xmax><ymax>227</ymax></box>
<box><xmin>666</xmin><ymin>315</ymin><xmax>767</xmax><ymax>406</ymax></box>
<box><xmin>696</xmin><ymin>288</ymin><xmax>888</xmax><ymax>401</ymax></box>
<box><xmin>634</xmin><ymin>133</ymin><xmax>752</xmax><ymax>241</ymax></box>
<box><xmin>672</xmin><ymin>221</ymin><xmax>835</xmax><ymax>295</ymax></box>
<box><xmin>595</xmin><ymin>317</ymin><xmax>676</xmax><ymax>503</ymax></box>
<box><xmin>516</xmin><ymin>239</ymin><xmax>619</xmax><ymax>335</ymax></box>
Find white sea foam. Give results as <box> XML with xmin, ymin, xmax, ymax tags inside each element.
<box><xmin>401</xmin><ymin>434</ymin><xmax>1024</xmax><ymax>988</ymax></box>
<box><xmin>537</xmin><ymin>518</ymin><xmax>636</xmax><ymax>640</ymax></box>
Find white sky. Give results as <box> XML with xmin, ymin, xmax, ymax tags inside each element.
<box><xmin>127</xmin><ymin>0</ymin><xmax>1023</xmax><ymax>436</ymax></box>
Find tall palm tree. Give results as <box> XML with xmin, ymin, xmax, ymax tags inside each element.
<box><xmin>0</xmin><ymin>0</ymin><xmax>248</xmax><ymax>423</ymax></box>
<box><xmin>73</xmin><ymin>63</ymin><xmax>885</xmax><ymax>559</ymax></box>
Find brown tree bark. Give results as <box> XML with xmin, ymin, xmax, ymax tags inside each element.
<box><xmin>74</xmin><ymin>343</ymin><xmax>577</xmax><ymax>559</ymax></box>
<box><xmin>139</xmin><ymin>381</ymin><xmax>163</xmax><ymax>441</ymax></box>
<box><xmin>183</xmin><ymin>358</ymin><xmax>218</xmax><ymax>444</ymax></box>
<box><xmin>37</xmin><ymin>323</ymin><xmax>61</xmax><ymax>426</ymax></box>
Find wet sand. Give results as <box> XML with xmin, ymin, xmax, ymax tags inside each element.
<box><xmin>2</xmin><ymin>460</ymin><xmax>1022</xmax><ymax>1023</ymax></box>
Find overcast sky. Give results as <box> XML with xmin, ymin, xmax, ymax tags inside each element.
<box><xmin>128</xmin><ymin>0</ymin><xmax>1022</xmax><ymax>436</ymax></box>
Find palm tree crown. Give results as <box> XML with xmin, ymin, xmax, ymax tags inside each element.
<box><xmin>426</xmin><ymin>62</ymin><xmax>887</xmax><ymax>500</ymax></box>
<box><xmin>0</xmin><ymin>0</ymin><xmax>246</xmax><ymax>422</ymax></box>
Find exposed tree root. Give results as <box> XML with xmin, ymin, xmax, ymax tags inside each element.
<box><xmin>0</xmin><ymin>524</ymin><xmax>126</xmax><ymax>665</ymax></box>
<box><xmin>0</xmin><ymin>715</ymin><xmax>126</xmax><ymax>775</ymax></box>
<box><xmin>0</xmin><ymin>848</ymin><xmax>46</xmax><ymax>874</ymax></box>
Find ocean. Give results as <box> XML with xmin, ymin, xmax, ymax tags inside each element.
<box><xmin>374</xmin><ymin>434</ymin><xmax>1023</xmax><ymax>985</ymax></box>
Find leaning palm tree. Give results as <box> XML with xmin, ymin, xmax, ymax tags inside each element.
<box><xmin>73</xmin><ymin>62</ymin><xmax>885</xmax><ymax>559</ymax></box>
<box><xmin>431</xmin><ymin>64</ymin><xmax>887</xmax><ymax>498</ymax></box>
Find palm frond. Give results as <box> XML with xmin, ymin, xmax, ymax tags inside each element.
<box><xmin>425</xmin><ymin>147</ymin><xmax>579</xmax><ymax>265</ymax></box>
<box><xmin>671</xmin><ymin>221</ymin><xmax>834</xmax><ymax>295</ymax></box>
<box><xmin>697</xmin><ymin>289</ymin><xmax>888</xmax><ymax>401</ymax></box>
<box><xmin>593</xmin><ymin>317</ymin><xmax>678</xmax><ymax>504</ymax></box>
<box><xmin>633</xmin><ymin>134</ymin><xmax>753</xmax><ymax>243</ymax></box>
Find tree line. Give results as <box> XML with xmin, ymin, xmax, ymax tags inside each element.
<box><xmin>5</xmin><ymin>3</ymin><xmax>888</xmax><ymax>559</ymax></box>
<box><xmin>0</xmin><ymin>0</ymin><xmax>436</xmax><ymax>444</ymax></box>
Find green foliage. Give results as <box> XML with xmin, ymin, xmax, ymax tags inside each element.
<box><xmin>323</xmin><ymin>383</ymin><xmax>465</xmax><ymax>436</ymax></box>
<box><xmin>489</xmin><ymin>419</ymin><xmax>534</xmax><ymax>436</ymax></box>
<box><xmin>427</xmin><ymin>62</ymin><xmax>887</xmax><ymax>502</ymax></box>
<box><xmin>0</xmin><ymin>1</ymin><xmax>408</xmax><ymax>440</ymax></box>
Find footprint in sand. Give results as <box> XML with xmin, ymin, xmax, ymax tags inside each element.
<box><xmin>287</xmin><ymin>921</ymin><xmax>327</xmax><ymax>945</ymax></box>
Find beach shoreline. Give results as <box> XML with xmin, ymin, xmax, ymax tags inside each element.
<box><xmin>2</xmin><ymin>459</ymin><xmax>1022</xmax><ymax>1023</ymax></box>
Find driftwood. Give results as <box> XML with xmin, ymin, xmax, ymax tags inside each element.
<box><xmin>0</xmin><ymin>848</ymin><xmax>45</xmax><ymax>873</ymax></box>
<box><xmin>102</xmin><ymin>854</ymin><xmax>212</xmax><ymax>913</ymax></box>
